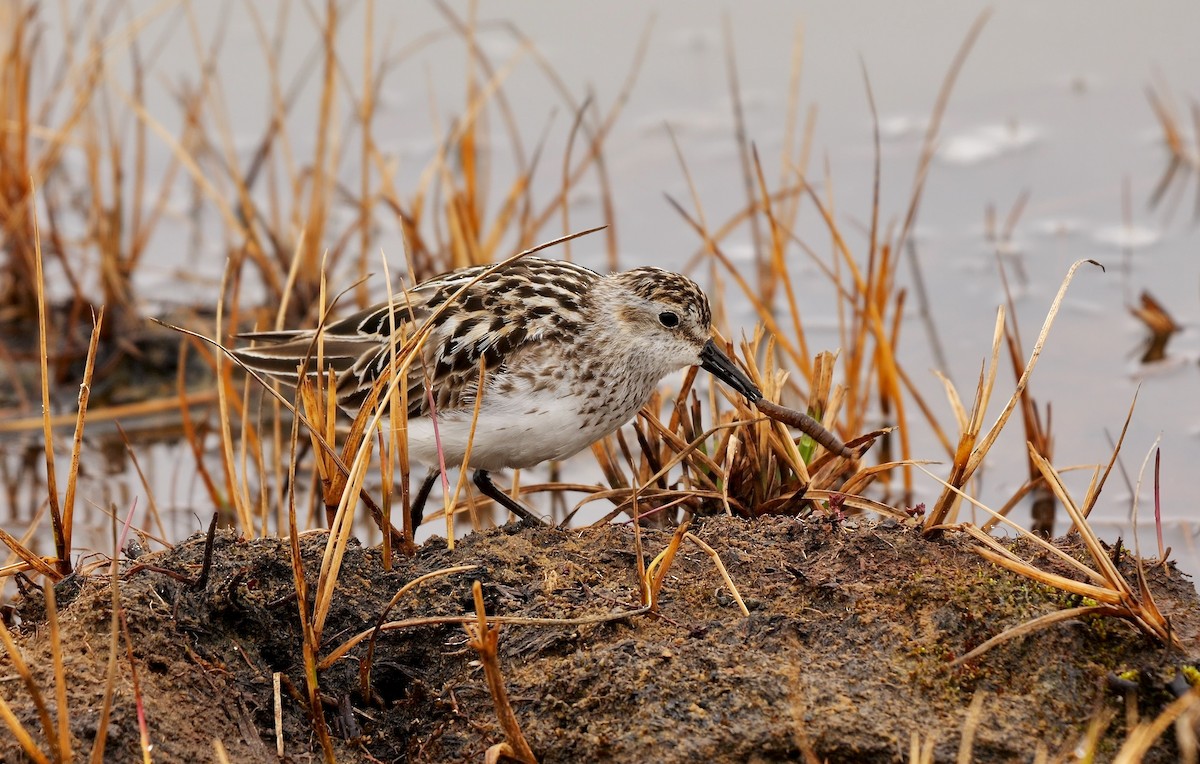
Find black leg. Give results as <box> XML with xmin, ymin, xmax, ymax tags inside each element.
<box><xmin>473</xmin><ymin>470</ymin><xmax>544</xmax><ymax>526</ymax></box>
<box><xmin>409</xmin><ymin>469</ymin><xmax>439</xmax><ymax>529</ymax></box>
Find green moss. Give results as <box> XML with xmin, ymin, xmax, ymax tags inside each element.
<box><xmin>1182</xmin><ymin>665</ymin><xmax>1200</xmax><ymax>686</ymax></box>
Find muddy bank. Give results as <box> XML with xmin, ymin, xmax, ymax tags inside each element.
<box><xmin>2</xmin><ymin>516</ymin><xmax>1197</xmax><ymax>762</ymax></box>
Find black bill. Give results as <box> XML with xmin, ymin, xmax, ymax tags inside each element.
<box><xmin>699</xmin><ymin>339</ymin><xmax>763</xmax><ymax>403</ymax></box>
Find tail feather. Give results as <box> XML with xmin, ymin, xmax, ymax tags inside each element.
<box><xmin>232</xmin><ymin>335</ymin><xmax>375</xmax><ymax>381</ymax></box>
<box><xmin>231</xmin><ymin>287</ymin><xmax>435</xmax><ymax>414</ymax></box>
<box><xmin>235</xmin><ymin>329</ymin><xmax>315</xmax><ymax>343</ymax></box>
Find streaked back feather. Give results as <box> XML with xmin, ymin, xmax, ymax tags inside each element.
<box><xmin>232</xmin><ymin>257</ymin><xmax>600</xmax><ymax>417</ymax></box>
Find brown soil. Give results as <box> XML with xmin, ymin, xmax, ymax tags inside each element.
<box><xmin>2</xmin><ymin>516</ymin><xmax>1198</xmax><ymax>763</ymax></box>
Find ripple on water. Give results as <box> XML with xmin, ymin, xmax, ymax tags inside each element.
<box><xmin>938</xmin><ymin>122</ymin><xmax>1043</xmax><ymax>166</ymax></box>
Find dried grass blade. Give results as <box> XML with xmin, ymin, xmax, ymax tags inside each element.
<box><xmin>31</xmin><ymin>187</ymin><xmax>67</xmax><ymax>575</ymax></box>
<box><xmin>1027</xmin><ymin>445</ymin><xmax>1129</xmax><ymax>593</ymax></box>
<box><xmin>896</xmin><ymin>9</ymin><xmax>991</xmax><ymax>253</ymax></box>
<box><xmin>685</xmin><ymin>532</ymin><xmax>750</xmax><ymax>616</ymax></box>
<box><xmin>832</xmin><ymin>455</ymin><xmax>908</xmax><ymax>498</ymax></box>
<box><xmin>61</xmin><ymin>307</ymin><xmax>103</xmax><ymax>559</ymax></box>
<box><xmin>320</xmin><ymin>564</ymin><xmax>478</xmax><ymax>671</ymax></box>
<box><xmin>804</xmin><ymin>489</ymin><xmax>910</xmax><ymax>521</ymax></box>
<box><xmin>312</xmin><ymin>433</ymin><xmax>375</xmax><ymax>638</ymax></box>
<box><xmin>214</xmin><ymin>259</ymin><xmax>253</xmax><ymax>531</ymax></box>
<box><xmin>273</xmin><ymin>672</ymin><xmax>283</xmax><ymax>759</ymax></box>
<box><xmin>1113</xmin><ymin>687</ymin><xmax>1200</xmax><ymax>763</ymax></box>
<box><xmin>951</xmin><ymin>604</ymin><xmax>1119</xmax><ymax>666</ymax></box>
<box><xmin>967</xmin><ymin>260</ymin><xmax>1102</xmax><ymax>472</ymax></box>
<box><xmin>0</xmin><ymin>529</ymin><xmax>61</xmax><ymax>579</ymax></box>
<box><xmin>0</xmin><ymin>617</ymin><xmax>57</xmax><ymax>759</ymax></box>
<box><xmin>89</xmin><ymin>543</ymin><xmax>123</xmax><ymax>763</ymax></box>
<box><xmin>448</xmin><ymin>358</ymin><xmax>490</xmax><ymax>532</ymax></box>
<box><xmin>923</xmin><ymin>320</ymin><xmax>999</xmax><ymax>528</ymax></box>
<box><xmin>647</xmin><ymin>520</ymin><xmax>690</xmax><ymax>610</ymax></box>
<box><xmin>956</xmin><ymin>690</ymin><xmax>987</xmax><ymax>764</ymax></box>
<box><xmin>980</xmin><ymin>480</ymin><xmax>1040</xmax><ymax>533</ymax></box>
<box><xmin>932</xmin><ymin>369</ymin><xmax>968</xmax><ymax>434</ymax></box>
<box><xmin>0</xmin><ymin>391</ymin><xmax>219</xmax><ymax>435</ymax></box>
<box><xmin>43</xmin><ymin>582</ymin><xmax>72</xmax><ymax>762</ymax></box>
<box><xmin>465</xmin><ymin>581</ymin><xmax>537</xmax><ymax>764</ymax></box>
<box><xmin>970</xmin><ymin>545</ymin><xmax>1121</xmax><ymax>604</ymax></box>
<box><xmin>915</xmin><ymin>465</ymin><xmax>1107</xmax><ymax>583</ymax></box>
<box><xmin>0</xmin><ymin>694</ymin><xmax>49</xmax><ymax>764</ymax></box>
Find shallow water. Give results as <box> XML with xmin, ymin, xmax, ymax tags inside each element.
<box><xmin>5</xmin><ymin>1</ymin><xmax>1199</xmax><ymax>574</ymax></box>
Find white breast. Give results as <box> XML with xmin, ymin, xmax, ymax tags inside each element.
<box><xmin>402</xmin><ymin>388</ymin><xmax>637</xmax><ymax>472</ymax></box>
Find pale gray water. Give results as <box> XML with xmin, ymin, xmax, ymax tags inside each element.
<box><xmin>5</xmin><ymin>1</ymin><xmax>1199</xmax><ymax>572</ymax></box>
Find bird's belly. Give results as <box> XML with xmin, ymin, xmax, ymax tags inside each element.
<box><xmin>403</xmin><ymin>390</ymin><xmax>639</xmax><ymax>472</ymax></box>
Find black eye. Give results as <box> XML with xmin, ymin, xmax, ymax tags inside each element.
<box><xmin>658</xmin><ymin>311</ymin><xmax>680</xmax><ymax>328</ymax></box>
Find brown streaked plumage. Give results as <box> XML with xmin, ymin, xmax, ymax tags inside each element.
<box><xmin>233</xmin><ymin>256</ymin><xmax>847</xmax><ymax>524</ymax></box>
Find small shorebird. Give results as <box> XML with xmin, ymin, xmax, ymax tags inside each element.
<box><xmin>234</xmin><ymin>257</ymin><xmax>838</xmax><ymax>524</ymax></box>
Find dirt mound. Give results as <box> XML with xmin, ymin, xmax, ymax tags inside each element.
<box><xmin>3</xmin><ymin>516</ymin><xmax>1197</xmax><ymax>762</ymax></box>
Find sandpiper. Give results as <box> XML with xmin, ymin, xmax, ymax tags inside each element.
<box><xmin>233</xmin><ymin>257</ymin><xmax>838</xmax><ymax>524</ymax></box>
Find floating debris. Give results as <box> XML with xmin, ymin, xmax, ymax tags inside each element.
<box><xmin>1130</xmin><ymin>290</ymin><xmax>1180</xmax><ymax>363</ymax></box>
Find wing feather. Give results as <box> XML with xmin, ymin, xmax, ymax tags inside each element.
<box><xmin>232</xmin><ymin>257</ymin><xmax>599</xmax><ymax>418</ymax></box>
